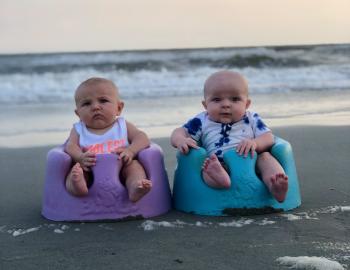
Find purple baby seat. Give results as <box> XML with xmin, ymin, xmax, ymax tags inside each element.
<box><xmin>42</xmin><ymin>143</ymin><xmax>172</xmax><ymax>221</ymax></box>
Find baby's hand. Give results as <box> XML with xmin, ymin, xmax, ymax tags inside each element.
<box><xmin>78</xmin><ymin>151</ymin><xmax>96</xmax><ymax>171</ymax></box>
<box><xmin>236</xmin><ymin>139</ymin><xmax>257</xmax><ymax>158</ymax></box>
<box><xmin>176</xmin><ymin>137</ymin><xmax>199</xmax><ymax>155</ymax></box>
<box><xmin>113</xmin><ymin>147</ymin><xmax>135</xmax><ymax>165</ymax></box>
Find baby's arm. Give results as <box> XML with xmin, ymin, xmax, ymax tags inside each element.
<box><xmin>170</xmin><ymin>127</ymin><xmax>199</xmax><ymax>154</ymax></box>
<box><xmin>114</xmin><ymin>121</ymin><xmax>150</xmax><ymax>164</ymax></box>
<box><xmin>64</xmin><ymin>128</ymin><xmax>96</xmax><ymax>171</ymax></box>
<box><xmin>236</xmin><ymin>132</ymin><xmax>274</xmax><ymax>158</ymax></box>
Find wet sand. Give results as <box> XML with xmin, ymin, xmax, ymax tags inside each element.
<box><xmin>0</xmin><ymin>125</ymin><xmax>349</xmax><ymax>269</ymax></box>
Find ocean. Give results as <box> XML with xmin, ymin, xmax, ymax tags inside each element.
<box><xmin>1</xmin><ymin>44</ymin><xmax>350</xmax><ymax>147</ymax></box>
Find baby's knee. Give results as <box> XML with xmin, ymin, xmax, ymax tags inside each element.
<box><xmin>258</xmin><ymin>151</ymin><xmax>272</xmax><ymax>161</ymax></box>
<box><xmin>127</xmin><ymin>159</ymin><xmax>143</xmax><ymax>170</ymax></box>
<box><xmin>121</xmin><ymin>159</ymin><xmax>146</xmax><ymax>177</ymax></box>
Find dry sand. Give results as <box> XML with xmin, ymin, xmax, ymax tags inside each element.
<box><xmin>0</xmin><ymin>125</ymin><xmax>349</xmax><ymax>270</ymax></box>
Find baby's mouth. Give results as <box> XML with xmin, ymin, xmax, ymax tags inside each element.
<box><xmin>93</xmin><ymin>114</ymin><xmax>104</xmax><ymax>119</ymax></box>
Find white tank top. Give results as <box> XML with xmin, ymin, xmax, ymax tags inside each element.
<box><xmin>74</xmin><ymin>117</ymin><xmax>129</xmax><ymax>154</ymax></box>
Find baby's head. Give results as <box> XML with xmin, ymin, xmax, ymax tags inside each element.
<box><xmin>74</xmin><ymin>77</ymin><xmax>124</xmax><ymax>130</ymax></box>
<box><xmin>202</xmin><ymin>70</ymin><xmax>251</xmax><ymax>124</ymax></box>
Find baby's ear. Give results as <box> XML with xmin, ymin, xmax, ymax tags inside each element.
<box><xmin>117</xmin><ymin>101</ymin><xmax>124</xmax><ymax>113</ymax></box>
<box><xmin>245</xmin><ymin>98</ymin><xmax>251</xmax><ymax>109</ymax></box>
<box><xmin>202</xmin><ymin>100</ymin><xmax>207</xmax><ymax>109</ymax></box>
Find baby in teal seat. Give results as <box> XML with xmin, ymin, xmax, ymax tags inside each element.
<box><xmin>171</xmin><ymin>70</ymin><xmax>288</xmax><ymax>202</ymax></box>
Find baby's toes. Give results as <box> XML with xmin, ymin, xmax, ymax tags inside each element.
<box><xmin>143</xmin><ymin>180</ymin><xmax>152</xmax><ymax>188</ymax></box>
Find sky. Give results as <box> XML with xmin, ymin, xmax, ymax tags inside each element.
<box><xmin>1</xmin><ymin>0</ymin><xmax>350</xmax><ymax>54</ymax></box>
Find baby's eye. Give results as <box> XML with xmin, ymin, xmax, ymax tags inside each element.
<box><xmin>81</xmin><ymin>101</ymin><xmax>91</xmax><ymax>106</ymax></box>
<box><xmin>99</xmin><ymin>98</ymin><xmax>110</xmax><ymax>103</ymax></box>
<box><xmin>212</xmin><ymin>97</ymin><xmax>221</xmax><ymax>102</ymax></box>
<box><xmin>231</xmin><ymin>97</ymin><xmax>241</xmax><ymax>102</ymax></box>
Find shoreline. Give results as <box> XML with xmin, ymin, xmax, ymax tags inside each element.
<box><xmin>1</xmin><ymin>110</ymin><xmax>349</xmax><ymax>149</ymax></box>
<box><xmin>1</xmin><ymin>89</ymin><xmax>350</xmax><ymax>148</ymax></box>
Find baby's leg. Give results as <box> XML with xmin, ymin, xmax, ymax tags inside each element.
<box><xmin>202</xmin><ymin>154</ymin><xmax>231</xmax><ymax>189</ymax></box>
<box><xmin>256</xmin><ymin>152</ymin><xmax>288</xmax><ymax>202</ymax></box>
<box><xmin>121</xmin><ymin>160</ymin><xmax>152</xmax><ymax>202</ymax></box>
<box><xmin>65</xmin><ymin>163</ymin><xmax>89</xmax><ymax>197</ymax></box>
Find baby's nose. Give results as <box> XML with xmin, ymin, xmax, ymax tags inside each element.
<box><xmin>221</xmin><ymin>99</ymin><xmax>231</xmax><ymax>107</ymax></box>
<box><xmin>92</xmin><ymin>102</ymin><xmax>101</xmax><ymax>110</ymax></box>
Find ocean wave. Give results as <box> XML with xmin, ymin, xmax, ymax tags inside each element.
<box><xmin>210</xmin><ymin>54</ymin><xmax>309</xmax><ymax>68</ymax></box>
<box><xmin>1</xmin><ymin>65</ymin><xmax>350</xmax><ymax>104</ymax></box>
<box><xmin>0</xmin><ymin>44</ymin><xmax>350</xmax><ymax>104</ymax></box>
<box><xmin>1</xmin><ymin>44</ymin><xmax>349</xmax><ymax>75</ymax></box>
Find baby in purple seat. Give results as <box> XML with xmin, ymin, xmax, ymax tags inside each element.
<box><xmin>65</xmin><ymin>77</ymin><xmax>151</xmax><ymax>202</ymax></box>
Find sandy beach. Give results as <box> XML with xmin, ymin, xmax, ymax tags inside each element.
<box><xmin>1</xmin><ymin>124</ymin><xmax>349</xmax><ymax>269</ymax></box>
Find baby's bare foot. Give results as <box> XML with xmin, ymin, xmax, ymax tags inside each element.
<box><xmin>66</xmin><ymin>163</ymin><xmax>88</xmax><ymax>197</ymax></box>
<box><xmin>270</xmin><ymin>173</ymin><xmax>288</xmax><ymax>202</ymax></box>
<box><xmin>129</xmin><ymin>179</ymin><xmax>152</xmax><ymax>202</ymax></box>
<box><xmin>202</xmin><ymin>154</ymin><xmax>231</xmax><ymax>189</ymax></box>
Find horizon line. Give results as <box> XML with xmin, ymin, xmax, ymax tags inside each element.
<box><xmin>1</xmin><ymin>42</ymin><xmax>349</xmax><ymax>57</ymax></box>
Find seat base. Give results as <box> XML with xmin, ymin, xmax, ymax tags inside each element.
<box><xmin>42</xmin><ymin>143</ymin><xmax>172</xmax><ymax>221</ymax></box>
<box><xmin>173</xmin><ymin>137</ymin><xmax>301</xmax><ymax>216</ymax></box>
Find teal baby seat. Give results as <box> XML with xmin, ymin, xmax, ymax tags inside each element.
<box><xmin>173</xmin><ymin>137</ymin><xmax>301</xmax><ymax>216</ymax></box>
